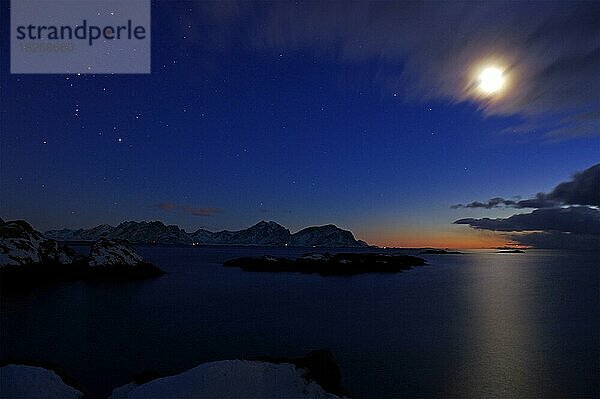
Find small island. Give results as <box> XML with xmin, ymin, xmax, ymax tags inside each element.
<box><xmin>420</xmin><ymin>249</ymin><xmax>462</xmax><ymax>254</ymax></box>
<box><xmin>496</xmin><ymin>249</ymin><xmax>525</xmax><ymax>253</ymax></box>
<box><xmin>224</xmin><ymin>252</ymin><xmax>426</xmax><ymax>276</ymax></box>
<box><xmin>0</xmin><ymin>219</ymin><xmax>165</xmax><ymax>290</ymax></box>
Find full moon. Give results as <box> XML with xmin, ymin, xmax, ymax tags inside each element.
<box><xmin>478</xmin><ymin>67</ymin><xmax>505</xmax><ymax>94</ymax></box>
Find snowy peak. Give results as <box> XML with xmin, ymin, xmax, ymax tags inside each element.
<box><xmin>290</xmin><ymin>224</ymin><xmax>368</xmax><ymax>247</ymax></box>
<box><xmin>189</xmin><ymin>220</ymin><xmax>290</xmax><ymax>246</ymax></box>
<box><xmin>46</xmin><ymin>220</ymin><xmax>192</xmax><ymax>245</ymax></box>
<box><xmin>45</xmin><ymin>220</ymin><xmax>369</xmax><ymax>247</ymax></box>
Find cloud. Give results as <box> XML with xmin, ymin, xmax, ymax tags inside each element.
<box><xmin>451</xmin><ymin>197</ymin><xmax>517</xmax><ymax>209</ymax></box>
<box><xmin>191</xmin><ymin>1</ymin><xmax>600</xmax><ymax>139</ymax></box>
<box><xmin>155</xmin><ymin>203</ymin><xmax>223</xmax><ymax>217</ymax></box>
<box><xmin>513</xmin><ymin>194</ymin><xmax>560</xmax><ymax>209</ymax></box>
<box><xmin>453</xmin><ymin>164</ymin><xmax>600</xmax><ymax>249</ymax></box>
<box><xmin>452</xmin><ymin>164</ymin><xmax>599</xmax><ymax>209</ymax></box>
<box><xmin>546</xmin><ymin>164</ymin><xmax>600</xmax><ymax>206</ymax></box>
<box><xmin>156</xmin><ymin>202</ymin><xmax>178</xmax><ymax>211</ymax></box>
<box><xmin>182</xmin><ymin>206</ymin><xmax>223</xmax><ymax>217</ymax></box>
<box><xmin>545</xmin><ymin>111</ymin><xmax>600</xmax><ymax>140</ymax></box>
<box><xmin>454</xmin><ymin>206</ymin><xmax>600</xmax><ymax>235</ymax></box>
<box><xmin>451</xmin><ymin>193</ymin><xmax>559</xmax><ymax>210</ymax></box>
<box><xmin>450</xmin><ymin>197</ymin><xmax>514</xmax><ymax>209</ymax></box>
<box><xmin>506</xmin><ymin>231</ymin><xmax>600</xmax><ymax>250</ymax></box>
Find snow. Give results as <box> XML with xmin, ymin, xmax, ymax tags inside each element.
<box><xmin>301</xmin><ymin>253</ymin><xmax>330</xmax><ymax>261</ymax></box>
<box><xmin>0</xmin><ymin>239</ymin><xmax>41</xmax><ymax>266</ymax></box>
<box><xmin>108</xmin><ymin>360</ymin><xmax>341</xmax><ymax>399</ymax></box>
<box><xmin>0</xmin><ymin>220</ymin><xmax>78</xmax><ymax>268</ymax></box>
<box><xmin>48</xmin><ymin>220</ymin><xmax>367</xmax><ymax>247</ymax></box>
<box><xmin>88</xmin><ymin>239</ymin><xmax>144</xmax><ymax>267</ymax></box>
<box><xmin>0</xmin><ymin>364</ymin><xmax>82</xmax><ymax>399</ymax></box>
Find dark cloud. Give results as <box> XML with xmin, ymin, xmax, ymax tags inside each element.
<box><xmin>193</xmin><ymin>1</ymin><xmax>599</xmax><ymax>139</ymax></box>
<box><xmin>513</xmin><ymin>194</ymin><xmax>561</xmax><ymax>209</ymax></box>
<box><xmin>451</xmin><ymin>197</ymin><xmax>517</xmax><ymax>209</ymax></box>
<box><xmin>155</xmin><ymin>203</ymin><xmax>222</xmax><ymax>217</ymax></box>
<box><xmin>547</xmin><ymin>164</ymin><xmax>600</xmax><ymax>206</ymax></box>
<box><xmin>452</xmin><ymin>164</ymin><xmax>599</xmax><ymax>209</ymax></box>
<box><xmin>453</xmin><ymin>164</ymin><xmax>600</xmax><ymax>249</ymax></box>
<box><xmin>454</xmin><ymin>206</ymin><xmax>600</xmax><ymax>235</ymax></box>
<box><xmin>451</xmin><ymin>193</ymin><xmax>559</xmax><ymax>210</ymax></box>
<box><xmin>506</xmin><ymin>231</ymin><xmax>600</xmax><ymax>250</ymax></box>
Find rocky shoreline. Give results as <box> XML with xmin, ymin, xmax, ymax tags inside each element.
<box><xmin>0</xmin><ymin>220</ymin><xmax>164</xmax><ymax>291</ymax></box>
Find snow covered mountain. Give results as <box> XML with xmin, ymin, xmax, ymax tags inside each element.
<box><xmin>46</xmin><ymin>220</ymin><xmax>369</xmax><ymax>247</ymax></box>
<box><xmin>46</xmin><ymin>221</ymin><xmax>192</xmax><ymax>244</ymax></box>
<box><xmin>290</xmin><ymin>224</ymin><xmax>368</xmax><ymax>247</ymax></box>
<box><xmin>190</xmin><ymin>221</ymin><xmax>291</xmax><ymax>246</ymax></box>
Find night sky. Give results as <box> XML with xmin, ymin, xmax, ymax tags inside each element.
<box><xmin>1</xmin><ymin>1</ymin><xmax>599</xmax><ymax>248</ymax></box>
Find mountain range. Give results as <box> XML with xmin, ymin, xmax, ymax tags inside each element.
<box><xmin>44</xmin><ymin>221</ymin><xmax>369</xmax><ymax>247</ymax></box>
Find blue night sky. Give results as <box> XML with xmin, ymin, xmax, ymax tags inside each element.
<box><xmin>1</xmin><ymin>1</ymin><xmax>599</xmax><ymax>248</ymax></box>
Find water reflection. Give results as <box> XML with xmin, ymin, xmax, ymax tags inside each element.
<box><xmin>1</xmin><ymin>248</ymin><xmax>597</xmax><ymax>398</ymax></box>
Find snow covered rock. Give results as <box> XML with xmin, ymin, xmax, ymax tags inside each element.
<box><xmin>83</xmin><ymin>239</ymin><xmax>165</xmax><ymax>281</ymax></box>
<box><xmin>0</xmin><ymin>220</ymin><xmax>165</xmax><ymax>288</ymax></box>
<box><xmin>89</xmin><ymin>239</ymin><xmax>144</xmax><ymax>267</ymax></box>
<box><xmin>0</xmin><ymin>364</ymin><xmax>83</xmax><ymax>399</ymax></box>
<box><xmin>300</xmin><ymin>253</ymin><xmax>331</xmax><ymax>261</ymax></box>
<box><xmin>0</xmin><ymin>220</ymin><xmax>78</xmax><ymax>268</ymax></box>
<box><xmin>85</xmin><ymin>239</ymin><xmax>165</xmax><ymax>280</ymax></box>
<box><xmin>108</xmin><ymin>360</ymin><xmax>342</xmax><ymax>399</ymax></box>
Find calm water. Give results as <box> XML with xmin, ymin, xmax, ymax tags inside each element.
<box><xmin>1</xmin><ymin>247</ymin><xmax>598</xmax><ymax>398</ymax></box>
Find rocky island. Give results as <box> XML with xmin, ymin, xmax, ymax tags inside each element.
<box><xmin>420</xmin><ymin>249</ymin><xmax>462</xmax><ymax>254</ymax></box>
<box><xmin>0</xmin><ymin>219</ymin><xmax>164</xmax><ymax>290</ymax></box>
<box><xmin>224</xmin><ymin>252</ymin><xmax>426</xmax><ymax>276</ymax></box>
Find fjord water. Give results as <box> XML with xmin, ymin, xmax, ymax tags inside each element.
<box><xmin>1</xmin><ymin>247</ymin><xmax>598</xmax><ymax>398</ymax></box>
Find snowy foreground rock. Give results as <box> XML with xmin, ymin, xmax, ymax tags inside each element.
<box><xmin>0</xmin><ymin>219</ymin><xmax>79</xmax><ymax>267</ymax></box>
<box><xmin>0</xmin><ymin>219</ymin><xmax>164</xmax><ymax>289</ymax></box>
<box><xmin>0</xmin><ymin>351</ymin><xmax>346</xmax><ymax>399</ymax></box>
<box><xmin>85</xmin><ymin>238</ymin><xmax>165</xmax><ymax>281</ymax></box>
<box><xmin>109</xmin><ymin>360</ymin><xmax>342</xmax><ymax>399</ymax></box>
<box><xmin>0</xmin><ymin>364</ymin><xmax>83</xmax><ymax>399</ymax></box>
<box><xmin>89</xmin><ymin>239</ymin><xmax>145</xmax><ymax>267</ymax></box>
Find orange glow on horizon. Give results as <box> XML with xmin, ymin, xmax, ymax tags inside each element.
<box><xmin>361</xmin><ymin>228</ymin><xmax>513</xmax><ymax>249</ymax></box>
